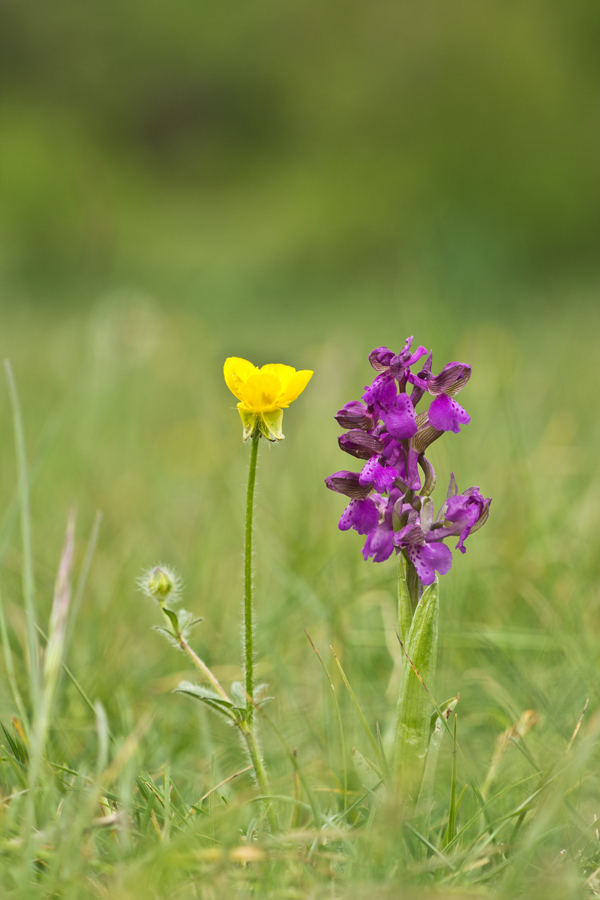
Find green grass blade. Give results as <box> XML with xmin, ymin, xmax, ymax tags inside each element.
<box><xmin>66</xmin><ymin>510</ymin><xmax>102</xmax><ymax>659</ymax></box>
<box><xmin>0</xmin><ymin>582</ymin><xmax>28</xmax><ymax>732</ymax></box>
<box><xmin>415</xmin><ymin>696</ymin><xmax>459</xmax><ymax>822</ymax></box>
<box><xmin>443</xmin><ymin>713</ymin><xmax>458</xmax><ymax>848</ymax></box>
<box><xmin>5</xmin><ymin>360</ymin><xmax>39</xmax><ymax>716</ymax></box>
<box><xmin>331</xmin><ymin>646</ymin><xmax>387</xmax><ymax>781</ymax></box>
<box><xmin>249</xmin><ymin>694</ymin><xmax>324</xmax><ymax>828</ymax></box>
<box><xmin>305</xmin><ymin>630</ymin><xmax>348</xmax><ymax>811</ymax></box>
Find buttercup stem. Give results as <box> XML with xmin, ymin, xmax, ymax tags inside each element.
<box><xmin>242</xmin><ymin>432</ymin><xmax>276</xmax><ymax>831</ymax></box>
<box><xmin>241</xmin><ymin>722</ymin><xmax>278</xmax><ymax>833</ymax></box>
<box><xmin>244</xmin><ymin>431</ymin><xmax>260</xmax><ymax>724</ymax></box>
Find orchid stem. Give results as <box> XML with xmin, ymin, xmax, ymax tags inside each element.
<box><xmin>405</xmin><ymin>556</ymin><xmax>422</xmax><ymax>612</ymax></box>
<box><xmin>244</xmin><ymin>432</ymin><xmax>260</xmax><ymax>725</ymax></box>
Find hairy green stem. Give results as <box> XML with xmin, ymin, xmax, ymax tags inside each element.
<box><xmin>165</xmin><ymin>609</ymin><xmax>277</xmax><ymax>830</ymax></box>
<box><xmin>244</xmin><ymin>432</ymin><xmax>260</xmax><ymax>724</ymax></box>
<box><xmin>241</xmin><ymin>723</ymin><xmax>278</xmax><ymax>833</ymax></box>
<box><xmin>241</xmin><ymin>432</ymin><xmax>276</xmax><ymax>830</ymax></box>
<box><xmin>170</xmin><ymin>622</ymin><xmax>230</xmax><ymax>703</ymax></box>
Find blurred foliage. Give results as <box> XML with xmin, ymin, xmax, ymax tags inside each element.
<box><xmin>1</xmin><ymin>0</ymin><xmax>600</xmax><ymax>304</ymax></box>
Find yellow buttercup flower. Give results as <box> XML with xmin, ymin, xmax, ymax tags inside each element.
<box><xmin>224</xmin><ymin>357</ymin><xmax>313</xmax><ymax>441</ymax></box>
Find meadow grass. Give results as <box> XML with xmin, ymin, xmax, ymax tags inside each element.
<box><xmin>0</xmin><ymin>291</ymin><xmax>598</xmax><ymax>898</ymax></box>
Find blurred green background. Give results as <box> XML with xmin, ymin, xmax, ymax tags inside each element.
<box><xmin>0</xmin><ymin>3</ymin><xmax>599</xmax><ymax>892</ymax></box>
<box><xmin>2</xmin><ymin>0</ymin><xmax>600</xmax><ymax>319</ymax></box>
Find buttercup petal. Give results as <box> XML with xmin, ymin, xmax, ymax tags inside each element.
<box><xmin>279</xmin><ymin>370</ymin><xmax>313</xmax><ymax>406</ymax></box>
<box><xmin>260</xmin><ymin>364</ymin><xmax>297</xmax><ymax>393</ymax></box>
<box><xmin>224</xmin><ymin>357</ymin><xmax>258</xmax><ymax>401</ymax></box>
<box><xmin>239</xmin><ymin>372</ymin><xmax>283</xmax><ymax>411</ymax></box>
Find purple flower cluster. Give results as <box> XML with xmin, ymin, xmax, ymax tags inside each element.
<box><xmin>325</xmin><ymin>338</ymin><xmax>491</xmax><ymax>585</ymax></box>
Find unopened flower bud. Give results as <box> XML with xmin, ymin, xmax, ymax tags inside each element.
<box><xmin>335</xmin><ymin>401</ymin><xmax>376</xmax><ymax>431</ymax></box>
<box><xmin>138</xmin><ymin>564</ymin><xmax>182</xmax><ymax>604</ymax></box>
<box><xmin>325</xmin><ymin>471</ymin><xmax>372</xmax><ymax>499</ymax></box>
<box><xmin>338</xmin><ymin>429</ymin><xmax>384</xmax><ymax>460</ymax></box>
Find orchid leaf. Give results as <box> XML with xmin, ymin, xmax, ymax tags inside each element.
<box><xmin>394</xmin><ymin>576</ymin><xmax>439</xmax><ymax>801</ymax></box>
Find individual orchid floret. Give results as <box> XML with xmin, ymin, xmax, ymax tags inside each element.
<box><xmin>368</xmin><ymin>346</ymin><xmax>396</xmax><ymax>372</ymax></box>
<box><xmin>393</xmin><ymin>513</ymin><xmax>453</xmax><ymax>586</ymax></box>
<box><xmin>224</xmin><ymin>357</ymin><xmax>313</xmax><ymax>441</ymax></box>
<box><xmin>361</xmin><ymin>372</ymin><xmax>398</xmax><ymax>410</ymax></box>
<box><xmin>382</xmin><ymin>394</ymin><xmax>418</xmax><ymax>440</ymax></box>
<box><xmin>335</xmin><ymin>401</ymin><xmax>377</xmax><ymax>431</ymax></box>
<box><xmin>425</xmin><ymin>362</ymin><xmax>471</xmax><ymax>397</ymax></box>
<box><xmin>338</xmin><ymin>497</ymin><xmax>380</xmax><ymax>535</ymax></box>
<box><xmin>369</xmin><ymin>337</ymin><xmax>428</xmax><ymax>379</ymax></box>
<box><xmin>430</xmin><ymin>476</ymin><xmax>491</xmax><ymax>553</ymax></box>
<box><xmin>363</xmin><ymin>338</ymin><xmax>428</xmax><ymax>409</ymax></box>
<box><xmin>325</xmin><ymin>471</ymin><xmax>372</xmax><ymax>499</ymax></box>
<box><xmin>338</xmin><ymin>429</ymin><xmax>385</xmax><ymax>460</ymax></box>
<box><xmin>358</xmin><ymin>457</ymin><xmax>399</xmax><ymax>492</ymax></box>
<box><xmin>361</xmin><ymin>489</ymin><xmax>401</xmax><ymax>563</ymax></box>
<box><xmin>428</xmin><ymin>393</ymin><xmax>470</xmax><ymax>434</ymax></box>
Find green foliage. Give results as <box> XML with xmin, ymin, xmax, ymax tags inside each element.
<box><xmin>0</xmin><ymin>296</ymin><xmax>599</xmax><ymax>899</ymax></box>
<box><xmin>394</xmin><ymin>578</ymin><xmax>439</xmax><ymax>799</ymax></box>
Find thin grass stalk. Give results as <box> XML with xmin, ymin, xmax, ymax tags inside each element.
<box><xmin>444</xmin><ymin>713</ymin><xmax>458</xmax><ymax>848</ymax></box>
<box><xmin>0</xmin><ymin>582</ymin><xmax>28</xmax><ymax>731</ymax></box>
<box><xmin>65</xmin><ymin>509</ymin><xmax>102</xmax><ymax>657</ymax></box>
<box><xmin>5</xmin><ymin>360</ymin><xmax>40</xmax><ymax>717</ymax></box>
<box><xmin>22</xmin><ymin>512</ymin><xmax>75</xmax><ymax>882</ymax></box>
<box><xmin>305</xmin><ymin>630</ymin><xmax>348</xmax><ymax>812</ymax></box>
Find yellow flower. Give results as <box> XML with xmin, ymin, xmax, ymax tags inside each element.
<box><xmin>224</xmin><ymin>357</ymin><xmax>313</xmax><ymax>441</ymax></box>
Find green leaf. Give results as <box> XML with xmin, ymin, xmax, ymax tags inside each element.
<box><xmin>162</xmin><ymin>607</ymin><xmax>179</xmax><ymax>634</ymax></box>
<box><xmin>174</xmin><ymin>681</ymin><xmax>238</xmax><ymax>724</ymax></box>
<box><xmin>352</xmin><ymin>748</ymin><xmax>382</xmax><ymax>793</ymax></box>
<box><xmin>231</xmin><ymin>682</ymin><xmax>246</xmax><ymax>706</ymax></box>
<box><xmin>415</xmin><ymin>696</ymin><xmax>459</xmax><ymax>822</ymax></box>
<box><xmin>443</xmin><ymin>712</ymin><xmax>458</xmax><ymax>848</ymax></box>
<box><xmin>332</xmin><ymin>648</ymin><xmax>388</xmax><ymax>783</ymax></box>
<box><xmin>5</xmin><ymin>361</ymin><xmax>40</xmax><ymax>717</ymax></box>
<box><xmin>394</xmin><ymin>576</ymin><xmax>439</xmax><ymax>801</ymax></box>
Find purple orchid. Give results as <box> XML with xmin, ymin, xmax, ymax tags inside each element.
<box><xmin>325</xmin><ymin>337</ymin><xmax>490</xmax><ymax>591</ymax></box>
<box><xmin>382</xmin><ymin>394</ymin><xmax>418</xmax><ymax>440</ymax></box>
<box><xmin>338</xmin><ymin>429</ymin><xmax>385</xmax><ymax>460</ymax></box>
<box><xmin>335</xmin><ymin>401</ymin><xmax>377</xmax><ymax>431</ymax></box>
<box><xmin>338</xmin><ymin>496</ymin><xmax>380</xmax><ymax>535</ymax></box>
<box><xmin>428</xmin><ymin>477</ymin><xmax>491</xmax><ymax>553</ymax></box>
<box><xmin>428</xmin><ymin>393</ymin><xmax>470</xmax><ymax>434</ymax></box>
<box><xmin>393</xmin><ymin>511</ymin><xmax>453</xmax><ymax>586</ymax></box>
<box><xmin>324</xmin><ymin>471</ymin><xmax>372</xmax><ymax>499</ymax></box>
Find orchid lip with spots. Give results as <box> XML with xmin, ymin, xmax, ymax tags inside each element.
<box><xmin>325</xmin><ymin>337</ymin><xmax>490</xmax><ymax>587</ymax></box>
